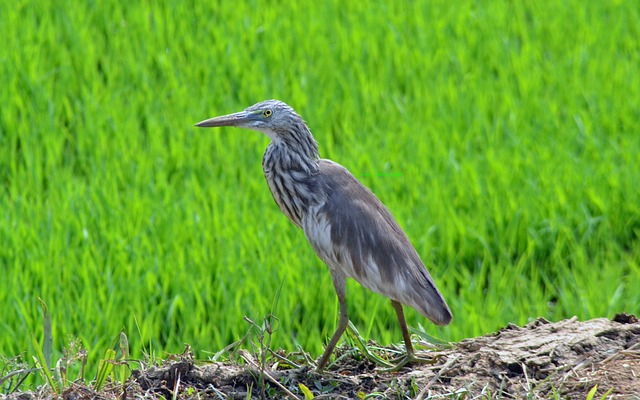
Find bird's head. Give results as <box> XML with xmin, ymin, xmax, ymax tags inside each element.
<box><xmin>195</xmin><ymin>99</ymin><xmax>305</xmax><ymax>143</ymax></box>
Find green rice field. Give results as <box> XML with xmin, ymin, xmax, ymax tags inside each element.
<box><xmin>1</xmin><ymin>0</ymin><xmax>639</xmax><ymax>379</ymax></box>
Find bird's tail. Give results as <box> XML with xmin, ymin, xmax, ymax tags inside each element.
<box><xmin>396</xmin><ymin>266</ymin><xmax>453</xmax><ymax>326</ymax></box>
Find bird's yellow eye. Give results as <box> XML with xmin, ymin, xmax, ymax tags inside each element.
<box><xmin>263</xmin><ymin>109</ymin><xmax>273</xmax><ymax>118</ymax></box>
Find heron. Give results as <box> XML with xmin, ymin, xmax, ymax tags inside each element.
<box><xmin>195</xmin><ymin>100</ymin><xmax>452</xmax><ymax>371</ymax></box>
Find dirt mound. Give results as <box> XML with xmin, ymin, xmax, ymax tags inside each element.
<box><xmin>130</xmin><ymin>314</ymin><xmax>639</xmax><ymax>399</ymax></box>
<box><xmin>6</xmin><ymin>314</ymin><xmax>640</xmax><ymax>399</ymax></box>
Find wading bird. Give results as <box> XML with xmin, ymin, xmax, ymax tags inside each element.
<box><xmin>196</xmin><ymin>100</ymin><xmax>452</xmax><ymax>371</ymax></box>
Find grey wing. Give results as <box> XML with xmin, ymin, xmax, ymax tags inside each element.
<box><xmin>302</xmin><ymin>160</ymin><xmax>452</xmax><ymax>325</ymax></box>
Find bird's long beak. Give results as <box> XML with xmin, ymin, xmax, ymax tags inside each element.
<box><xmin>195</xmin><ymin>111</ymin><xmax>255</xmax><ymax>128</ymax></box>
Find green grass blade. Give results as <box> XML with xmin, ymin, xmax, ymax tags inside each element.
<box><xmin>346</xmin><ymin>322</ymin><xmax>393</xmax><ymax>368</ymax></box>
<box><xmin>36</xmin><ymin>299</ymin><xmax>52</xmax><ymax>369</ymax></box>
<box><xmin>298</xmin><ymin>383</ymin><xmax>315</xmax><ymax>399</ymax></box>
<box><xmin>93</xmin><ymin>349</ymin><xmax>116</xmax><ymax>391</ymax></box>
<box><xmin>586</xmin><ymin>384</ymin><xmax>598</xmax><ymax>400</ymax></box>
<box><xmin>30</xmin><ymin>335</ymin><xmax>57</xmax><ymax>394</ymax></box>
<box><xmin>114</xmin><ymin>331</ymin><xmax>130</xmax><ymax>384</ymax></box>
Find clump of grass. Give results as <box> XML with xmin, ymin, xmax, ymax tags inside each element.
<box><xmin>7</xmin><ymin>299</ymin><xmax>133</xmax><ymax>396</ymax></box>
<box><xmin>0</xmin><ymin>355</ymin><xmax>34</xmax><ymax>395</ymax></box>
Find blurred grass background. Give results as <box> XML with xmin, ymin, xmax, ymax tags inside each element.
<box><xmin>1</xmin><ymin>0</ymin><xmax>639</xmax><ymax>376</ymax></box>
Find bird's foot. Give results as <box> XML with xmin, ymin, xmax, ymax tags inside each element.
<box><xmin>382</xmin><ymin>352</ymin><xmax>438</xmax><ymax>372</ymax></box>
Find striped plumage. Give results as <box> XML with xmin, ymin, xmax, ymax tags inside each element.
<box><xmin>196</xmin><ymin>100</ymin><xmax>452</xmax><ymax>371</ymax></box>
<box><xmin>261</xmin><ymin>105</ymin><xmax>319</xmax><ymax>227</ymax></box>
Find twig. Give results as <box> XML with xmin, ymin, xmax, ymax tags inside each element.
<box><xmin>204</xmin><ymin>383</ymin><xmax>227</xmax><ymax>399</ymax></box>
<box><xmin>600</xmin><ymin>341</ymin><xmax>640</xmax><ymax>364</ymax></box>
<box><xmin>240</xmin><ymin>350</ymin><xmax>299</xmax><ymax>400</ymax></box>
<box><xmin>415</xmin><ymin>354</ymin><xmax>460</xmax><ymax>400</ymax></box>
<box><xmin>0</xmin><ymin>368</ymin><xmax>38</xmax><ymax>386</ymax></box>
<box><xmin>521</xmin><ymin>362</ymin><xmax>532</xmax><ymax>394</ymax></box>
<box><xmin>172</xmin><ymin>370</ymin><xmax>181</xmax><ymax>400</ymax></box>
<box><xmin>268</xmin><ymin>348</ymin><xmax>301</xmax><ymax>369</ymax></box>
<box><xmin>295</xmin><ymin>344</ymin><xmax>317</xmax><ymax>366</ymax></box>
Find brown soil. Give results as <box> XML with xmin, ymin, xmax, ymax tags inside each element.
<box><xmin>6</xmin><ymin>314</ymin><xmax>640</xmax><ymax>399</ymax></box>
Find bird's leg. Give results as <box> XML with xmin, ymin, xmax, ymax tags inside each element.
<box><xmin>393</xmin><ymin>300</ymin><xmax>415</xmax><ymax>355</ymax></box>
<box><xmin>386</xmin><ymin>300</ymin><xmax>437</xmax><ymax>371</ymax></box>
<box><xmin>316</xmin><ymin>272</ymin><xmax>348</xmax><ymax>372</ymax></box>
